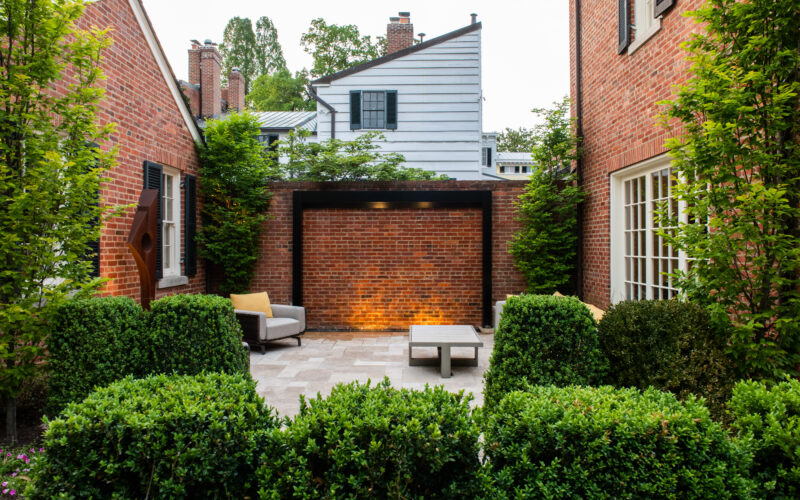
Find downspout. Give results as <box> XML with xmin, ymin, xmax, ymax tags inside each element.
<box><xmin>575</xmin><ymin>0</ymin><xmax>585</xmax><ymax>300</ymax></box>
<box><xmin>307</xmin><ymin>84</ymin><xmax>336</xmax><ymax>139</ymax></box>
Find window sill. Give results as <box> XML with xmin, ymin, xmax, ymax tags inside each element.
<box><xmin>628</xmin><ymin>18</ymin><xmax>662</xmax><ymax>55</ymax></box>
<box><xmin>157</xmin><ymin>275</ymin><xmax>189</xmax><ymax>289</ymax></box>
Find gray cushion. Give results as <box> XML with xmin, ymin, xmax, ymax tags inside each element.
<box><xmin>264</xmin><ymin>317</ymin><xmax>301</xmax><ymax>341</ymax></box>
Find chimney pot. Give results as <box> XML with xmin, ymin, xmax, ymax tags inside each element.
<box><xmin>471</xmin><ymin>13</ymin><xmax>478</xmax><ymax>24</ymax></box>
<box><xmin>204</xmin><ymin>39</ymin><xmax>213</xmax><ymax>45</ymax></box>
<box><xmin>389</xmin><ymin>16</ymin><xmax>400</xmax><ymax>23</ymax></box>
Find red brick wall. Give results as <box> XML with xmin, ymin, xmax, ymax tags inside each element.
<box><xmin>387</xmin><ymin>21</ymin><xmax>414</xmax><ymax>54</ymax></box>
<box><xmin>570</xmin><ymin>0</ymin><xmax>703</xmax><ymax>307</ymax></box>
<box><xmin>64</xmin><ymin>0</ymin><xmax>205</xmax><ymax>301</ymax></box>
<box><xmin>249</xmin><ymin>181</ymin><xmax>528</xmax><ymax>331</ymax></box>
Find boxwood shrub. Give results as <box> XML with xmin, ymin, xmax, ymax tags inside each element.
<box><xmin>257</xmin><ymin>379</ymin><xmax>483</xmax><ymax>498</ymax></box>
<box><xmin>729</xmin><ymin>378</ymin><xmax>800</xmax><ymax>498</ymax></box>
<box><xmin>483</xmin><ymin>386</ymin><xmax>752</xmax><ymax>499</ymax></box>
<box><xmin>146</xmin><ymin>294</ymin><xmax>248</xmax><ymax>376</ymax></box>
<box><xmin>47</xmin><ymin>296</ymin><xmax>147</xmax><ymax>414</ymax></box>
<box><xmin>597</xmin><ymin>300</ymin><xmax>737</xmax><ymax>420</ymax></box>
<box><xmin>482</xmin><ymin>294</ymin><xmax>607</xmax><ymax>410</ymax></box>
<box><xmin>29</xmin><ymin>372</ymin><xmax>278</xmax><ymax>499</ymax></box>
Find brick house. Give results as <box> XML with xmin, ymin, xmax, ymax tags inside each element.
<box><xmin>71</xmin><ymin>0</ymin><xmax>207</xmax><ymax>299</ymax></box>
<box><xmin>570</xmin><ymin>0</ymin><xmax>702</xmax><ymax>308</ymax></box>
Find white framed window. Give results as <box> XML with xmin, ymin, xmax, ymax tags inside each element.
<box><xmin>161</xmin><ymin>166</ymin><xmax>181</xmax><ymax>278</ymax></box>
<box><xmin>629</xmin><ymin>0</ymin><xmax>662</xmax><ymax>54</ymax></box>
<box><xmin>610</xmin><ymin>155</ymin><xmax>686</xmax><ymax>303</ymax></box>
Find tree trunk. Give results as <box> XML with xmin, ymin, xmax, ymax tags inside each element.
<box><xmin>5</xmin><ymin>397</ymin><xmax>17</xmax><ymax>444</ymax></box>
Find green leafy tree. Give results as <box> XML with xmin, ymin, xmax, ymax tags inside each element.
<box><xmin>220</xmin><ymin>17</ymin><xmax>257</xmax><ymax>93</ymax></box>
<box><xmin>248</xmin><ymin>69</ymin><xmax>313</xmax><ymax>111</ymax></box>
<box><xmin>275</xmin><ymin>130</ymin><xmax>445</xmax><ymax>181</ymax></box>
<box><xmin>510</xmin><ymin>97</ymin><xmax>583</xmax><ymax>294</ymax></box>
<box><xmin>197</xmin><ymin>112</ymin><xmax>273</xmax><ymax>295</ymax></box>
<box><xmin>255</xmin><ymin>16</ymin><xmax>287</xmax><ymax>76</ymax></box>
<box><xmin>659</xmin><ymin>0</ymin><xmax>800</xmax><ymax>379</ymax></box>
<box><xmin>496</xmin><ymin>127</ymin><xmax>536</xmax><ymax>152</ymax></box>
<box><xmin>0</xmin><ymin>0</ymin><xmax>114</xmax><ymax>442</ymax></box>
<box><xmin>300</xmin><ymin>18</ymin><xmax>385</xmax><ymax>78</ymax></box>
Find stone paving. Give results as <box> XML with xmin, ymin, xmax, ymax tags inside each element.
<box><xmin>250</xmin><ymin>330</ymin><xmax>494</xmax><ymax>418</ymax></box>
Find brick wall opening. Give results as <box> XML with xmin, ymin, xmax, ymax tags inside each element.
<box><xmin>303</xmin><ymin>208</ymin><xmax>483</xmax><ymax>331</ymax></box>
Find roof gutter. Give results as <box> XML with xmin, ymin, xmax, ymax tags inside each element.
<box><xmin>575</xmin><ymin>0</ymin><xmax>585</xmax><ymax>300</ymax></box>
<box><xmin>307</xmin><ymin>84</ymin><xmax>336</xmax><ymax>139</ymax></box>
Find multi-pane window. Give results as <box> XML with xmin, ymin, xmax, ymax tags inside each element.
<box><xmin>161</xmin><ymin>168</ymin><xmax>181</xmax><ymax>277</ymax></box>
<box><xmin>612</xmin><ymin>157</ymin><xmax>684</xmax><ymax>302</ymax></box>
<box><xmin>362</xmin><ymin>91</ymin><xmax>386</xmax><ymax>129</ymax></box>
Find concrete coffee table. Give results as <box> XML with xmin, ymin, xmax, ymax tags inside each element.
<box><xmin>408</xmin><ymin>325</ymin><xmax>483</xmax><ymax>378</ymax></box>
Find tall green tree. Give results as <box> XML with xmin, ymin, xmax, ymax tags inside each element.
<box><xmin>300</xmin><ymin>18</ymin><xmax>385</xmax><ymax>78</ymax></box>
<box><xmin>220</xmin><ymin>17</ymin><xmax>257</xmax><ymax>92</ymax></box>
<box><xmin>248</xmin><ymin>69</ymin><xmax>313</xmax><ymax>111</ymax></box>
<box><xmin>497</xmin><ymin>127</ymin><xmax>536</xmax><ymax>152</ymax></box>
<box><xmin>0</xmin><ymin>0</ymin><xmax>114</xmax><ymax>442</ymax></box>
<box><xmin>255</xmin><ymin>16</ymin><xmax>287</xmax><ymax>76</ymax></box>
<box><xmin>197</xmin><ymin>112</ymin><xmax>273</xmax><ymax>295</ymax></box>
<box><xmin>510</xmin><ymin>97</ymin><xmax>583</xmax><ymax>294</ymax></box>
<box><xmin>660</xmin><ymin>0</ymin><xmax>800</xmax><ymax>379</ymax></box>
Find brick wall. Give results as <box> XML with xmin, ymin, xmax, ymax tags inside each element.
<box><xmin>387</xmin><ymin>17</ymin><xmax>414</xmax><ymax>54</ymax></box>
<box><xmin>61</xmin><ymin>0</ymin><xmax>205</xmax><ymax>301</ymax></box>
<box><xmin>249</xmin><ymin>181</ymin><xmax>528</xmax><ymax>331</ymax></box>
<box><xmin>570</xmin><ymin>0</ymin><xmax>703</xmax><ymax>307</ymax></box>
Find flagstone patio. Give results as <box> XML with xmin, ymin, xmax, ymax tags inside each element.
<box><xmin>250</xmin><ymin>331</ymin><xmax>494</xmax><ymax>418</ymax></box>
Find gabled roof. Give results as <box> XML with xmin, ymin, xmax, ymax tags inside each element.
<box><xmin>311</xmin><ymin>22</ymin><xmax>482</xmax><ymax>85</ymax></box>
<box><xmin>254</xmin><ymin>111</ymin><xmax>317</xmax><ymax>132</ymax></box>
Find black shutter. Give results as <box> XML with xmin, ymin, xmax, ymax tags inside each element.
<box><xmin>654</xmin><ymin>0</ymin><xmax>675</xmax><ymax>17</ymax></box>
<box><xmin>143</xmin><ymin>161</ymin><xmax>163</xmax><ymax>280</ymax></box>
<box><xmin>385</xmin><ymin>90</ymin><xmax>398</xmax><ymax>130</ymax></box>
<box><xmin>184</xmin><ymin>174</ymin><xmax>197</xmax><ymax>277</ymax></box>
<box><xmin>350</xmin><ymin>90</ymin><xmax>361</xmax><ymax>130</ymax></box>
<box><xmin>85</xmin><ymin>144</ymin><xmax>100</xmax><ymax>278</ymax></box>
<box><xmin>618</xmin><ymin>0</ymin><xmax>631</xmax><ymax>54</ymax></box>
<box><xmin>487</xmin><ymin>147</ymin><xmax>492</xmax><ymax>168</ymax></box>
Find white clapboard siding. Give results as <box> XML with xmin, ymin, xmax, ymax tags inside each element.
<box><xmin>314</xmin><ymin>26</ymin><xmax>484</xmax><ymax>180</ymax></box>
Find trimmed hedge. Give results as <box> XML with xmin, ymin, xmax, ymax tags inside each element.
<box><xmin>47</xmin><ymin>296</ymin><xmax>147</xmax><ymax>415</ymax></box>
<box><xmin>730</xmin><ymin>378</ymin><xmax>800</xmax><ymax>499</ymax></box>
<box><xmin>483</xmin><ymin>386</ymin><xmax>752</xmax><ymax>499</ymax></box>
<box><xmin>483</xmin><ymin>294</ymin><xmax>607</xmax><ymax>410</ymax></box>
<box><xmin>147</xmin><ymin>294</ymin><xmax>248</xmax><ymax>376</ymax></box>
<box><xmin>597</xmin><ymin>300</ymin><xmax>737</xmax><ymax>419</ymax></box>
<box><xmin>29</xmin><ymin>373</ymin><xmax>277</xmax><ymax>499</ymax></box>
<box><xmin>257</xmin><ymin>379</ymin><xmax>483</xmax><ymax>498</ymax></box>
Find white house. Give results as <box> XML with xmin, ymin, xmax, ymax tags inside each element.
<box><xmin>309</xmin><ymin>13</ymin><xmax>498</xmax><ymax>180</ymax></box>
<box><xmin>495</xmin><ymin>152</ymin><xmax>535</xmax><ymax>179</ymax></box>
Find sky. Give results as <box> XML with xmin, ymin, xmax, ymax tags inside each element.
<box><xmin>142</xmin><ymin>0</ymin><xmax>569</xmax><ymax>133</ymax></box>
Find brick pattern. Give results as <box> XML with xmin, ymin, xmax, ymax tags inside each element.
<box><xmin>57</xmin><ymin>0</ymin><xmax>205</xmax><ymax>301</ymax></box>
<box><xmin>387</xmin><ymin>22</ymin><xmax>414</xmax><ymax>54</ymax></box>
<box><xmin>570</xmin><ymin>0</ymin><xmax>703</xmax><ymax>307</ymax></box>
<box><xmin>227</xmin><ymin>69</ymin><xmax>245</xmax><ymax>112</ymax></box>
<box><xmin>188</xmin><ymin>44</ymin><xmax>201</xmax><ymax>86</ymax></box>
<box><xmin>199</xmin><ymin>45</ymin><xmax>221</xmax><ymax>118</ymax></box>
<box><xmin>248</xmin><ymin>181</ymin><xmax>528</xmax><ymax>331</ymax></box>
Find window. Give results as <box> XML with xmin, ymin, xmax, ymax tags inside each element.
<box><xmin>161</xmin><ymin>167</ymin><xmax>181</xmax><ymax>277</ymax></box>
<box><xmin>481</xmin><ymin>147</ymin><xmax>492</xmax><ymax>167</ymax></box>
<box><xmin>522</xmin><ymin>166</ymin><xmax>529</xmax><ymax>174</ymax></box>
<box><xmin>499</xmin><ymin>166</ymin><xmax>506</xmax><ymax>174</ymax></box>
<box><xmin>514</xmin><ymin>166</ymin><xmax>520</xmax><ymax>174</ymax></box>
<box><xmin>350</xmin><ymin>90</ymin><xmax>397</xmax><ymax>130</ymax></box>
<box><xmin>618</xmin><ymin>0</ymin><xmax>674</xmax><ymax>54</ymax></box>
<box><xmin>610</xmin><ymin>155</ymin><xmax>685</xmax><ymax>302</ymax></box>
<box><xmin>258</xmin><ymin>134</ymin><xmax>279</xmax><ymax>152</ymax></box>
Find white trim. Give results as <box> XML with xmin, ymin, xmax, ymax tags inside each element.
<box><xmin>127</xmin><ymin>0</ymin><xmax>202</xmax><ymax>143</ymax></box>
<box><xmin>157</xmin><ymin>275</ymin><xmax>189</xmax><ymax>289</ymax></box>
<box><xmin>161</xmin><ymin>166</ymin><xmax>182</xmax><ymax>278</ymax></box>
<box><xmin>628</xmin><ymin>0</ymin><xmax>662</xmax><ymax>55</ymax></box>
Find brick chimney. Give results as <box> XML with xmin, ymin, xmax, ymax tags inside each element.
<box><xmin>199</xmin><ymin>39</ymin><xmax>222</xmax><ymax>118</ymax></box>
<box><xmin>227</xmin><ymin>68</ymin><xmax>245</xmax><ymax>112</ymax></box>
<box><xmin>188</xmin><ymin>40</ymin><xmax>202</xmax><ymax>86</ymax></box>
<box><xmin>387</xmin><ymin>12</ymin><xmax>413</xmax><ymax>54</ymax></box>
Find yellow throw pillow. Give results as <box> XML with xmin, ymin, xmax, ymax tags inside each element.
<box><xmin>551</xmin><ymin>291</ymin><xmax>605</xmax><ymax>322</ymax></box>
<box><xmin>230</xmin><ymin>292</ymin><xmax>273</xmax><ymax>318</ymax></box>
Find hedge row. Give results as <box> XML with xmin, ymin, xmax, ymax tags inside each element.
<box><xmin>47</xmin><ymin>294</ymin><xmax>248</xmax><ymax>415</ymax></box>
<box><xmin>29</xmin><ymin>375</ymin><xmax>797</xmax><ymax>499</ymax></box>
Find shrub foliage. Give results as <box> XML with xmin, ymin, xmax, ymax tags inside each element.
<box><xmin>483</xmin><ymin>386</ymin><xmax>752</xmax><ymax>499</ymax></box>
<box><xmin>730</xmin><ymin>378</ymin><xmax>800</xmax><ymax>499</ymax></box>
<box><xmin>30</xmin><ymin>373</ymin><xmax>277</xmax><ymax>499</ymax></box>
<box><xmin>257</xmin><ymin>379</ymin><xmax>482</xmax><ymax>499</ymax></box>
<box><xmin>598</xmin><ymin>300</ymin><xmax>737</xmax><ymax>419</ymax></box>
<box><xmin>47</xmin><ymin>297</ymin><xmax>146</xmax><ymax>415</ymax></box>
<box><xmin>483</xmin><ymin>294</ymin><xmax>607</xmax><ymax>410</ymax></box>
<box><xmin>146</xmin><ymin>294</ymin><xmax>249</xmax><ymax>376</ymax></box>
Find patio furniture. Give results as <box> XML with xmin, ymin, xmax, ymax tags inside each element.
<box><xmin>230</xmin><ymin>293</ymin><xmax>305</xmax><ymax>353</ymax></box>
<box><xmin>408</xmin><ymin>325</ymin><xmax>483</xmax><ymax>378</ymax></box>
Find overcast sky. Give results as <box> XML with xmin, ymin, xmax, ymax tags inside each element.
<box><xmin>142</xmin><ymin>0</ymin><xmax>569</xmax><ymax>133</ymax></box>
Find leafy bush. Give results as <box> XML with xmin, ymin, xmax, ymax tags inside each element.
<box><xmin>0</xmin><ymin>445</ymin><xmax>43</xmax><ymax>498</ymax></box>
<box><xmin>146</xmin><ymin>294</ymin><xmax>248</xmax><ymax>376</ymax></box>
<box><xmin>597</xmin><ymin>300</ymin><xmax>737</xmax><ymax>419</ymax></box>
<box><xmin>47</xmin><ymin>297</ymin><xmax>146</xmax><ymax>414</ymax></box>
<box><xmin>482</xmin><ymin>294</ymin><xmax>607</xmax><ymax>410</ymax></box>
<box><xmin>483</xmin><ymin>386</ymin><xmax>752</xmax><ymax>499</ymax></box>
<box><xmin>729</xmin><ymin>378</ymin><xmax>800</xmax><ymax>498</ymax></box>
<box><xmin>257</xmin><ymin>379</ymin><xmax>482</xmax><ymax>498</ymax></box>
<box><xmin>29</xmin><ymin>373</ymin><xmax>277</xmax><ymax>499</ymax></box>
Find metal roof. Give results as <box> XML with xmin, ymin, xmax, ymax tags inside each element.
<box><xmin>253</xmin><ymin>111</ymin><xmax>317</xmax><ymax>132</ymax></box>
<box><xmin>496</xmin><ymin>152</ymin><xmax>535</xmax><ymax>164</ymax></box>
